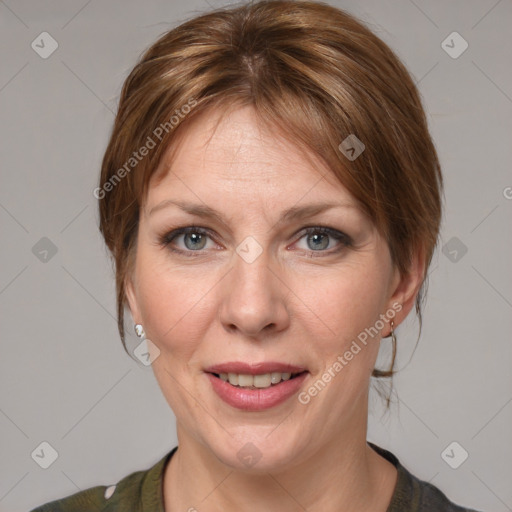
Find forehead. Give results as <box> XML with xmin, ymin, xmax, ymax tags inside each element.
<box><xmin>147</xmin><ymin>106</ymin><xmax>358</xmax><ymax>212</ymax></box>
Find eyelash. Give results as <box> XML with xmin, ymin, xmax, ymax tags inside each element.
<box><xmin>158</xmin><ymin>225</ymin><xmax>352</xmax><ymax>257</ymax></box>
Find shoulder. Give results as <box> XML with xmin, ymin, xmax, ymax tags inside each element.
<box><xmin>368</xmin><ymin>442</ymin><xmax>483</xmax><ymax>512</ymax></box>
<box><xmin>29</xmin><ymin>447</ymin><xmax>177</xmax><ymax>512</ymax></box>
<box><xmin>29</xmin><ymin>469</ymin><xmax>148</xmax><ymax>512</ymax></box>
<box><xmin>396</xmin><ymin>469</ymin><xmax>482</xmax><ymax>512</ymax></box>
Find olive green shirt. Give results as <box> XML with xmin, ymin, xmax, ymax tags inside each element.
<box><xmin>30</xmin><ymin>443</ymin><xmax>481</xmax><ymax>511</ymax></box>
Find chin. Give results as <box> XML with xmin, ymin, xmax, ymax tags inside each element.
<box><xmin>205</xmin><ymin>428</ymin><xmax>305</xmax><ymax>474</ymax></box>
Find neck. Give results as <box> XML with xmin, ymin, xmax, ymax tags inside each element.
<box><xmin>163</xmin><ymin>421</ymin><xmax>397</xmax><ymax>511</ymax></box>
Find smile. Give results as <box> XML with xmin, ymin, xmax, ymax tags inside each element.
<box><xmin>214</xmin><ymin>371</ymin><xmax>305</xmax><ymax>389</ymax></box>
<box><xmin>206</xmin><ymin>370</ymin><xmax>309</xmax><ymax>411</ymax></box>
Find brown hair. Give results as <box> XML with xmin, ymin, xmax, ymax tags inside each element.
<box><xmin>98</xmin><ymin>0</ymin><xmax>443</xmax><ymax>393</ymax></box>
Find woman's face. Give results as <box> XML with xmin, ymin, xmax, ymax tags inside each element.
<box><xmin>126</xmin><ymin>106</ymin><xmax>417</xmax><ymax>472</ymax></box>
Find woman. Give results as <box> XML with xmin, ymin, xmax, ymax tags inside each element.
<box><xmin>31</xmin><ymin>1</ymin><xmax>482</xmax><ymax>510</ymax></box>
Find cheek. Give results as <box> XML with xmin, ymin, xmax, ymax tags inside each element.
<box><xmin>134</xmin><ymin>251</ymin><xmax>219</xmax><ymax>355</ymax></box>
<box><xmin>292</xmin><ymin>260</ymin><xmax>388</xmax><ymax>347</ymax></box>
<box><xmin>296</xmin><ymin>264</ymin><xmax>388</xmax><ymax>400</ymax></box>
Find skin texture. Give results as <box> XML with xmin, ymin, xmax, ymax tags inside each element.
<box><xmin>125</xmin><ymin>106</ymin><xmax>425</xmax><ymax>511</ymax></box>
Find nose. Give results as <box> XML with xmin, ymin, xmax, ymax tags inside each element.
<box><xmin>218</xmin><ymin>247</ymin><xmax>290</xmax><ymax>338</ymax></box>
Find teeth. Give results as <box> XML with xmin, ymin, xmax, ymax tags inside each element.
<box><xmin>238</xmin><ymin>374</ymin><xmax>253</xmax><ymax>387</ymax></box>
<box><xmin>218</xmin><ymin>372</ymin><xmax>296</xmax><ymax>388</ymax></box>
<box><xmin>254</xmin><ymin>374</ymin><xmax>271</xmax><ymax>388</ymax></box>
<box><xmin>270</xmin><ymin>371</ymin><xmax>282</xmax><ymax>384</ymax></box>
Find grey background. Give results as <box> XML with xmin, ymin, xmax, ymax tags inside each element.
<box><xmin>0</xmin><ymin>0</ymin><xmax>511</xmax><ymax>511</ymax></box>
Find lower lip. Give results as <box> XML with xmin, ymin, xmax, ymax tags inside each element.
<box><xmin>206</xmin><ymin>372</ymin><xmax>308</xmax><ymax>411</ymax></box>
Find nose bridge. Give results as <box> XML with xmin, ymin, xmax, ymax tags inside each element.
<box><xmin>219</xmin><ymin>238</ymin><xmax>289</xmax><ymax>336</ymax></box>
<box><xmin>233</xmin><ymin>243</ymin><xmax>272</xmax><ymax>295</ymax></box>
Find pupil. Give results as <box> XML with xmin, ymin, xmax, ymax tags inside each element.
<box><xmin>185</xmin><ymin>233</ymin><xmax>205</xmax><ymax>250</ymax></box>
<box><xmin>309</xmin><ymin>233</ymin><xmax>328</xmax><ymax>250</ymax></box>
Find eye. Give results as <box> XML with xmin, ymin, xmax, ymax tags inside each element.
<box><xmin>159</xmin><ymin>225</ymin><xmax>352</xmax><ymax>257</ymax></box>
<box><xmin>159</xmin><ymin>227</ymin><xmax>217</xmax><ymax>254</ymax></box>
<box><xmin>292</xmin><ymin>227</ymin><xmax>352</xmax><ymax>255</ymax></box>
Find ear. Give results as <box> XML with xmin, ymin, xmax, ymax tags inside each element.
<box><xmin>385</xmin><ymin>245</ymin><xmax>426</xmax><ymax>334</ymax></box>
<box><xmin>125</xmin><ymin>273</ymin><xmax>142</xmax><ymax>326</ymax></box>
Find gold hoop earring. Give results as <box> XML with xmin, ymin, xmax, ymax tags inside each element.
<box><xmin>389</xmin><ymin>321</ymin><xmax>396</xmax><ymax>344</ymax></box>
<box><xmin>384</xmin><ymin>320</ymin><xmax>396</xmax><ymax>342</ymax></box>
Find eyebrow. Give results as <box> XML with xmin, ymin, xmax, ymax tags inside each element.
<box><xmin>148</xmin><ymin>199</ymin><xmax>359</xmax><ymax>226</ymax></box>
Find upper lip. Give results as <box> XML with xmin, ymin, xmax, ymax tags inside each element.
<box><xmin>204</xmin><ymin>362</ymin><xmax>307</xmax><ymax>375</ymax></box>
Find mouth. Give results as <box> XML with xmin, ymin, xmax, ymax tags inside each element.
<box><xmin>205</xmin><ymin>366</ymin><xmax>309</xmax><ymax>411</ymax></box>
<box><xmin>209</xmin><ymin>370</ymin><xmax>308</xmax><ymax>390</ymax></box>
<box><xmin>204</xmin><ymin>361</ymin><xmax>308</xmax><ymax>390</ymax></box>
